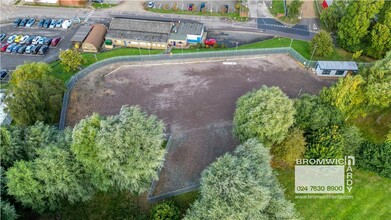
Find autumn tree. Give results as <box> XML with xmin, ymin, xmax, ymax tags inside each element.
<box><xmin>184</xmin><ymin>139</ymin><xmax>297</xmax><ymax>219</ymax></box>
<box><xmin>309</xmin><ymin>30</ymin><xmax>334</xmax><ymax>57</ymax></box>
<box><xmin>71</xmin><ymin>105</ymin><xmax>166</xmax><ymax>193</ymax></box>
<box><xmin>366</xmin><ymin>23</ymin><xmax>391</xmax><ymax>59</ymax></box>
<box><xmin>271</xmin><ymin>127</ymin><xmax>306</xmax><ymax>167</ymax></box>
<box><xmin>233</xmin><ymin>86</ymin><xmax>295</xmax><ymax>146</ymax></box>
<box><xmin>5</xmin><ymin>63</ymin><xmax>65</xmax><ymax>125</ymax></box>
<box><xmin>59</xmin><ymin>49</ymin><xmax>86</xmax><ymax>72</ymax></box>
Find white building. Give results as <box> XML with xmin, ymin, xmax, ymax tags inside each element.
<box><xmin>0</xmin><ymin>93</ymin><xmax>12</xmax><ymax>125</ymax></box>
<box><xmin>315</xmin><ymin>61</ymin><xmax>358</xmax><ymax>77</ymax></box>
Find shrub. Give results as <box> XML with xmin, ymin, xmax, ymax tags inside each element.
<box><xmin>271</xmin><ymin>127</ymin><xmax>306</xmax><ymax>167</ymax></box>
<box><xmin>305</xmin><ymin>126</ymin><xmax>344</xmax><ymax>159</ymax></box>
<box><xmin>150</xmin><ymin>202</ymin><xmax>180</xmax><ymax>220</ymax></box>
<box><xmin>357</xmin><ymin>142</ymin><xmax>391</xmax><ymax>178</ymax></box>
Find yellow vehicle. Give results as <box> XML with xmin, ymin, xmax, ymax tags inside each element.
<box><xmin>14</xmin><ymin>35</ymin><xmax>23</xmax><ymax>43</ymax></box>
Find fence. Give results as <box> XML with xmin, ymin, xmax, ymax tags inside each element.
<box><xmin>59</xmin><ymin>47</ymin><xmax>356</xmax><ymax>129</ymax></box>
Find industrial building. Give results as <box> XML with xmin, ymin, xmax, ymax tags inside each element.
<box><xmin>315</xmin><ymin>61</ymin><xmax>358</xmax><ymax>77</ymax></box>
<box><xmin>169</xmin><ymin>21</ymin><xmax>205</xmax><ymax>48</ymax></box>
<box><xmin>82</xmin><ymin>24</ymin><xmax>107</xmax><ymax>53</ymax></box>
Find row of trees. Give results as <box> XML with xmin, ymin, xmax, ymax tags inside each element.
<box><xmin>1</xmin><ymin>106</ymin><xmax>167</xmax><ymax>217</ymax></box>
<box><xmin>321</xmin><ymin>0</ymin><xmax>391</xmax><ymax>58</ymax></box>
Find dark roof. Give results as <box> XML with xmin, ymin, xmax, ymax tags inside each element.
<box><xmin>109</xmin><ymin>18</ymin><xmax>173</xmax><ymax>34</ymax></box>
<box><xmin>71</xmin><ymin>25</ymin><xmax>93</xmax><ymax>42</ymax></box>
<box><xmin>175</xmin><ymin>22</ymin><xmax>204</xmax><ymax>35</ymax></box>
<box><xmin>106</xmin><ymin>30</ymin><xmax>169</xmax><ymax>43</ymax></box>
<box><xmin>82</xmin><ymin>24</ymin><xmax>107</xmax><ymax>50</ymax></box>
<box><xmin>317</xmin><ymin>61</ymin><xmax>358</xmax><ymax>71</ymax></box>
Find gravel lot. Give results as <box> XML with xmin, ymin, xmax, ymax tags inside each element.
<box><xmin>66</xmin><ymin>55</ymin><xmax>334</xmax><ymax>196</ymax></box>
<box><xmin>0</xmin><ymin>23</ymin><xmax>80</xmax><ymax>70</ymax></box>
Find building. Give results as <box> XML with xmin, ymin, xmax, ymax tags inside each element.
<box><xmin>24</xmin><ymin>0</ymin><xmax>87</xmax><ymax>6</ymax></box>
<box><xmin>315</xmin><ymin>61</ymin><xmax>358</xmax><ymax>77</ymax></box>
<box><xmin>168</xmin><ymin>21</ymin><xmax>205</xmax><ymax>48</ymax></box>
<box><xmin>0</xmin><ymin>93</ymin><xmax>12</xmax><ymax>125</ymax></box>
<box><xmin>82</xmin><ymin>24</ymin><xmax>107</xmax><ymax>53</ymax></box>
<box><xmin>322</xmin><ymin>0</ymin><xmax>333</xmax><ymax>9</ymax></box>
<box><xmin>105</xmin><ymin>18</ymin><xmax>172</xmax><ymax>50</ymax></box>
<box><xmin>71</xmin><ymin>25</ymin><xmax>93</xmax><ymax>48</ymax></box>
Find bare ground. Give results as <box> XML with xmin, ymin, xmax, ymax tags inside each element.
<box><xmin>66</xmin><ymin>55</ymin><xmax>334</xmax><ymax>196</ymax></box>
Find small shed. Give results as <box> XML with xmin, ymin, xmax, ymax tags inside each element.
<box><xmin>315</xmin><ymin>61</ymin><xmax>358</xmax><ymax>77</ymax></box>
<box><xmin>82</xmin><ymin>24</ymin><xmax>107</xmax><ymax>53</ymax></box>
<box><xmin>71</xmin><ymin>25</ymin><xmax>93</xmax><ymax>44</ymax></box>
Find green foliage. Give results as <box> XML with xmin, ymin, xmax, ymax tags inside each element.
<box><xmin>341</xmin><ymin>125</ymin><xmax>364</xmax><ymax>157</ymax></box>
<box><xmin>5</xmin><ymin>63</ymin><xmax>65</xmax><ymax>125</ymax></box>
<box><xmin>366</xmin><ymin>23</ymin><xmax>391</xmax><ymax>59</ymax></box>
<box><xmin>72</xmin><ymin>105</ymin><xmax>165</xmax><ymax>193</ymax></box>
<box><xmin>271</xmin><ymin>127</ymin><xmax>306</xmax><ymax>167</ymax></box>
<box><xmin>320</xmin><ymin>1</ymin><xmax>348</xmax><ymax>31</ymax></box>
<box><xmin>337</xmin><ymin>0</ymin><xmax>384</xmax><ymax>52</ymax></box>
<box><xmin>233</xmin><ymin>86</ymin><xmax>295</xmax><ymax>146</ymax></box>
<box><xmin>287</xmin><ymin>0</ymin><xmax>303</xmax><ymax>18</ymax></box>
<box><xmin>305</xmin><ymin>126</ymin><xmax>343</xmax><ymax>159</ymax></box>
<box><xmin>0</xmin><ymin>126</ymin><xmax>24</xmax><ymax>169</ymax></box>
<box><xmin>0</xmin><ymin>200</ymin><xmax>18</xmax><ymax>220</ymax></box>
<box><xmin>184</xmin><ymin>139</ymin><xmax>297</xmax><ymax>219</ymax></box>
<box><xmin>294</xmin><ymin>94</ymin><xmax>343</xmax><ymax>132</ymax></box>
<box><xmin>309</xmin><ymin>30</ymin><xmax>334</xmax><ymax>57</ymax></box>
<box><xmin>357</xmin><ymin>142</ymin><xmax>391</xmax><ymax>178</ymax></box>
<box><xmin>59</xmin><ymin>49</ymin><xmax>86</xmax><ymax>72</ymax></box>
<box><xmin>150</xmin><ymin>202</ymin><xmax>180</xmax><ymax>220</ymax></box>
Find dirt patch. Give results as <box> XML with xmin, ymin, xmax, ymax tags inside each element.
<box><xmin>66</xmin><ymin>55</ymin><xmax>334</xmax><ymax>196</ymax></box>
<box><xmin>301</xmin><ymin>0</ymin><xmax>316</xmax><ymax>18</ymax></box>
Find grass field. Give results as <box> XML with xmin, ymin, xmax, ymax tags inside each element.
<box><xmin>91</xmin><ymin>3</ymin><xmax>117</xmax><ymax>9</ymax></box>
<box><xmin>276</xmin><ymin>168</ymin><xmax>391</xmax><ymax>220</ymax></box>
<box><xmin>270</xmin><ymin>0</ymin><xmax>285</xmax><ymax>16</ymax></box>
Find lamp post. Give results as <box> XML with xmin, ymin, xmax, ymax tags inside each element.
<box><xmin>236</xmin><ymin>42</ymin><xmax>238</xmax><ymax>52</ymax></box>
<box><xmin>290</xmin><ymin>38</ymin><xmax>293</xmax><ymax>48</ymax></box>
<box><xmin>309</xmin><ymin>44</ymin><xmax>317</xmax><ymax>68</ymax></box>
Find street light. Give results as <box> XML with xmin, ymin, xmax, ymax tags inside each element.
<box><xmin>309</xmin><ymin>44</ymin><xmax>317</xmax><ymax>68</ymax></box>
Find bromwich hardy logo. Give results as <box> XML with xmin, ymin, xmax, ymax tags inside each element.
<box><xmin>295</xmin><ymin>156</ymin><xmax>355</xmax><ymax>166</ymax></box>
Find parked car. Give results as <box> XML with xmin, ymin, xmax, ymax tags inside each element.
<box><xmin>148</xmin><ymin>1</ymin><xmax>154</xmax><ymax>8</ymax></box>
<box><xmin>200</xmin><ymin>2</ymin><xmax>206</xmax><ymax>11</ymax></box>
<box><xmin>6</xmin><ymin>43</ymin><xmax>17</xmax><ymax>53</ymax></box>
<box><xmin>7</xmin><ymin>35</ymin><xmax>17</xmax><ymax>44</ymax></box>
<box><xmin>1</xmin><ymin>44</ymin><xmax>9</xmax><ymax>52</ymax></box>
<box><xmin>14</xmin><ymin>35</ymin><xmax>23</xmax><ymax>43</ymax></box>
<box><xmin>38</xmin><ymin>37</ymin><xmax>46</xmax><ymax>45</ymax></box>
<box><xmin>43</xmin><ymin>19</ymin><xmax>51</xmax><ymax>28</ymax></box>
<box><xmin>12</xmin><ymin>44</ymin><xmax>21</xmax><ymax>53</ymax></box>
<box><xmin>204</xmin><ymin>38</ymin><xmax>217</xmax><ymax>45</ymax></box>
<box><xmin>19</xmin><ymin>35</ymin><xmax>30</xmax><ymax>44</ymax></box>
<box><xmin>38</xmin><ymin>45</ymin><xmax>49</xmax><ymax>55</ymax></box>
<box><xmin>13</xmin><ymin>18</ymin><xmax>21</xmax><ymax>27</ymax></box>
<box><xmin>43</xmin><ymin>38</ymin><xmax>52</xmax><ymax>45</ymax></box>
<box><xmin>0</xmin><ymin>34</ymin><xmax>6</xmax><ymax>42</ymax></box>
<box><xmin>62</xmin><ymin>20</ymin><xmax>72</xmax><ymax>29</ymax></box>
<box><xmin>25</xmin><ymin>45</ymin><xmax>33</xmax><ymax>54</ymax></box>
<box><xmin>19</xmin><ymin>18</ymin><xmax>28</xmax><ymax>27</ymax></box>
<box><xmin>0</xmin><ymin>70</ymin><xmax>8</xmax><ymax>81</ymax></box>
<box><xmin>38</xmin><ymin>19</ymin><xmax>45</xmax><ymax>27</ymax></box>
<box><xmin>32</xmin><ymin>36</ymin><xmax>41</xmax><ymax>45</ymax></box>
<box><xmin>31</xmin><ymin>45</ymin><xmax>42</xmax><ymax>54</ymax></box>
<box><xmin>49</xmin><ymin>20</ymin><xmax>56</xmax><ymax>28</ymax></box>
<box><xmin>25</xmin><ymin>36</ymin><xmax>34</xmax><ymax>45</ymax></box>
<box><xmin>18</xmin><ymin>45</ymin><xmax>28</xmax><ymax>54</ymax></box>
<box><xmin>26</xmin><ymin>18</ymin><xmax>36</xmax><ymax>27</ymax></box>
<box><xmin>51</xmin><ymin>37</ymin><xmax>61</xmax><ymax>47</ymax></box>
<box><xmin>188</xmin><ymin>3</ymin><xmax>194</xmax><ymax>11</ymax></box>
<box><xmin>55</xmin><ymin>19</ymin><xmax>64</xmax><ymax>28</ymax></box>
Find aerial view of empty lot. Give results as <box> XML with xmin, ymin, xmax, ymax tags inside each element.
<box><xmin>66</xmin><ymin>54</ymin><xmax>333</xmax><ymax>196</ymax></box>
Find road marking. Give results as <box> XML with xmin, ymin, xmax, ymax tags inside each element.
<box><xmin>313</xmin><ymin>23</ymin><xmax>318</xmax><ymax>30</ymax></box>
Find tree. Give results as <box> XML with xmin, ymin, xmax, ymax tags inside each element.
<box><xmin>5</xmin><ymin>63</ymin><xmax>65</xmax><ymax>125</ymax></box>
<box><xmin>271</xmin><ymin>127</ymin><xmax>306</xmax><ymax>167</ymax></box>
<box><xmin>320</xmin><ymin>0</ymin><xmax>349</xmax><ymax>31</ymax></box>
<box><xmin>71</xmin><ymin>105</ymin><xmax>166</xmax><ymax>193</ymax></box>
<box><xmin>294</xmin><ymin>94</ymin><xmax>343</xmax><ymax>132</ymax></box>
<box><xmin>1</xmin><ymin>200</ymin><xmax>18</xmax><ymax>220</ymax></box>
<box><xmin>6</xmin><ymin>146</ymin><xmax>94</xmax><ymax>213</ymax></box>
<box><xmin>287</xmin><ymin>0</ymin><xmax>303</xmax><ymax>18</ymax></box>
<box><xmin>59</xmin><ymin>49</ymin><xmax>86</xmax><ymax>72</ymax></box>
<box><xmin>150</xmin><ymin>202</ymin><xmax>180</xmax><ymax>220</ymax></box>
<box><xmin>0</xmin><ymin>126</ymin><xmax>24</xmax><ymax>169</ymax></box>
<box><xmin>305</xmin><ymin>126</ymin><xmax>344</xmax><ymax>159</ymax></box>
<box><xmin>340</xmin><ymin>125</ymin><xmax>364</xmax><ymax>157</ymax></box>
<box><xmin>309</xmin><ymin>30</ymin><xmax>334</xmax><ymax>57</ymax></box>
<box><xmin>337</xmin><ymin>0</ymin><xmax>384</xmax><ymax>52</ymax></box>
<box><xmin>366</xmin><ymin>23</ymin><xmax>391</xmax><ymax>59</ymax></box>
<box><xmin>184</xmin><ymin>139</ymin><xmax>297</xmax><ymax>219</ymax></box>
<box><xmin>233</xmin><ymin>86</ymin><xmax>295</xmax><ymax>146</ymax></box>
<box><xmin>357</xmin><ymin>141</ymin><xmax>391</xmax><ymax>178</ymax></box>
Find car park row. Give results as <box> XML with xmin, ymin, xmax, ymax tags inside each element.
<box><xmin>1</xmin><ymin>35</ymin><xmax>61</xmax><ymax>55</ymax></box>
<box><xmin>13</xmin><ymin>17</ymin><xmax>72</xmax><ymax>29</ymax></box>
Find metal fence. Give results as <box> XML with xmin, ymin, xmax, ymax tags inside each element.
<box><xmin>58</xmin><ymin>47</ymin><xmax>358</xmax><ymax>129</ymax></box>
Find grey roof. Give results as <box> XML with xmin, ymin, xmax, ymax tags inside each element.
<box><xmin>71</xmin><ymin>25</ymin><xmax>93</xmax><ymax>42</ymax></box>
<box><xmin>174</xmin><ymin>22</ymin><xmax>204</xmax><ymax>35</ymax></box>
<box><xmin>110</xmin><ymin>18</ymin><xmax>173</xmax><ymax>34</ymax></box>
<box><xmin>168</xmin><ymin>33</ymin><xmax>187</xmax><ymax>41</ymax></box>
<box><xmin>317</xmin><ymin>61</ymin><xmax>358</xmax><ymax>71</ymax></box>
<box><xmin>106</xmin><ymin>30</ymin><xmax>169</xmax><ymax>43</ymax></box>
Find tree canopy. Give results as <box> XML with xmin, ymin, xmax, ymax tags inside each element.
<box><xmin>309</xmin><ymin>30</ymin><xmax>334</xmax><ymax>57</ymax></box>
<box><xmin>271</xmin><ymin>127</ymin><xmax>306</xmax><ymax>167</ymax></box>
<box><xmin>233</xmin><ymin>86</ymin><xmax>295</xmax><ymax>146</ymax></box>
<box><xmin>5</xmin><ymin>62</ymin><xmax>65</xmax><ymax>125</ymax></box>
<box><xmin>71</xmin><ymin>105</ymin><xmax>166</xmax><ymax>193</ymax></box>
<box><xmin>184</xmin><ymin>139</ymin><xmax>297</xmax><ymax>219</ymax></box>
<box><xmin>59</xmin><ymin>49</ymin><xmax>86</xmax><ymax>72</ymax></box>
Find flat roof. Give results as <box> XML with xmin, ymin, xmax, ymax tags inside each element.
<box><xmin>110</xmin><ymin>18</ymin><xmax>173</xmax><ymax>34</ymax></box>
<box><xmin>71</xmin><ymin>25</ymin><xmax>93</xmax><ymax>42</ymax></box>
<box><xmin>317</xmin><ymin>61</ymin><xmax>358</xmax><ymax>71</ymax></box>
<box><xmin>106</xmin><ymin>30</ymin><xmax>169</xmax><ymax>43</ymax></box>
<box><xmin>175</xmin><ymin>22</ymin><xmax>204</xmax><ymax>36</ymax></box>
<box><xmin>0</xmin><ymin>93</ymin><xmax>12</xmax><ymax>125</ymax></box>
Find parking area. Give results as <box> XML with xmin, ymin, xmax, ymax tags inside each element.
<box><xmin>0</xmin><ymin>19</ymin><xmax>80</xmax><ymax>70</ymax></box>
<box><xmin>65</xmin><ymin>55</ymin><xmax>334</xmax><ymax>196</ymax></box>
<box><xmin>150</xmin><ymin>0</ymin><xmax>237</xmax><ymax>13</ymax></box>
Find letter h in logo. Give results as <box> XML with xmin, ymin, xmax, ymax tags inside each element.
<box><xmin>345</xmin><ymin>156</ymin><xmax>355</xmax><ymax>166</ymax></box>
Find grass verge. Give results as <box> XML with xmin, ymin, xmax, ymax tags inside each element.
<box><xmin>270</xmin><ymin>0</ymin><xmax>285</xmax><ymax>16</ymax></box>
<box><xmin>276</xmin><ymin>168</ymin><xmax>391</xmax><ymax>220</ymax></box>
<box><xmin>91</xmin><ymin>3</ymin><xmax>117</xmax><ymax>9</ymax></box>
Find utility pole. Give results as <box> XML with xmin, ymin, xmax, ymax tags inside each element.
<box><xmin>309</xmin><ymin>44</ymin><xmax>317</xmax><ymax>68</ymax></box>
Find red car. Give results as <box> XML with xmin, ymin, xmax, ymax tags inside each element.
<box><xmin>188</xmin><ymin>3</ymin><xmax>194</xmax><ymax>11</ymax></box>
<box><xmin>51</xmin><ymin>37</ymin><xmax>61</xmax><ymax>47</ymax></box>
<box><xmin>204</xmin><ymin>38</ymin><xmax>217</xmax><ymax>45</ymax></box>
<box><xmin>0</xmin><ymin>44</ymin><xmax>9</xmax><ymax>52</ymax></box>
